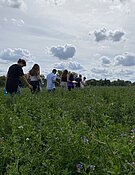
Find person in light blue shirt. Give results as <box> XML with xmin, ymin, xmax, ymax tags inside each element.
<box><xmin>46</xmin><ymin>69</ymin><xmax>57</xmax><ymax>92</ymax></box>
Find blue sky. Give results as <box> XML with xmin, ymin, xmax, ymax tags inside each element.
<box><xmin>0</xmin><ymin>0</ymin><xmax>135</xmax><ymax>81</ymax></box>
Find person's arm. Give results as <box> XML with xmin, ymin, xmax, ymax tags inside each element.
<box><xmin>26</xmin><ymin>72</ymin><xmax>30</xmax><ymax>80</ymax></box>
<box><xmin>52</xmin><ymin>75</ymin><xmax>59</xmax><ymax>85</ymax></box>
<box><xmin>67</xmin><ymin>75</ymin><xmax>72</xmax><ymax>82</ymax></box>
<box><xmin>37</xmin><ymin>73</ymin><xmax>41</xmax><ymax>80</ymax></box>
<box><xmin>20</xmin><ymin>75</ymin><xmax>33</xmax><ymax>90</ymax></box>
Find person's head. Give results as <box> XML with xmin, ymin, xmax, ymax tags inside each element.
<box><xmin>79</xmin><ymin>74</ymin><xmax>82</xmax><ymax>78</ymax></box>
<box><xmin>69</xmin><ymin>73</ymin><xmax>74</xmax><ymax>79</ymax></box>
<box><xmin>17</xmin><ymin>59</ymin><xmax>26</xmax><ymax>67</ymax></box>
<box><xmin>29</xmin><ymin>64</ymin><xmax>40</xmax><ymax>76</ymax></box>
<box><xmin>52</xmin><ymin>69</ymin><xmax>57</xmax><ymax>74</ymax></box>
<box><xmin>33</xmin><ymin>64</ymin><xmax>40</xmax><ymax>71</ymax></box>
<box><xmin>63</xmin><ymin>69</ymin><xmax>68</xmax><ymax>74</ymax></box>
<box><xmin>83</xmin><ymin>77</ymin><xmax>86</xmax><ymax>80</ymax></box>
<box><xmin>62</xmin><ymin>69</ymin><xmax>68</xmax><ymax>77</ymax></box>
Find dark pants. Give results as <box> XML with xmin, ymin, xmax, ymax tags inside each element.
<box><xmin>68</xmin><ymin>86</ymin><xmax>74</xmax><ymax>91</ymax></box>
<box><xmin>6</xmin><ymin>80</ymin><xmax>18</xmax><ymax>95</ymax></box>
<box><xmin>30</xmin><ymin>81</ymin><xmax>40</xmax><ymax>93</ymax></box>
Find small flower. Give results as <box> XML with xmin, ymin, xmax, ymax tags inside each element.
<box><xmin>89</xmin><ymin>164</ymin><xmax>95</xmax><ymax>171</ymax></box>
<box><xmin>86</xmin><ymin>164</ymin><xmax>95</xmax><ymax>173</ymax></box>
<box><xmin>0</xmin><ymin>137</ymin><xmax>4</xmax><ymax>143</ymax></box>
<box><xmin>84</xmin><ymin>136</ymin><xmax>89</xmax><ymax>144</ymax></box>
<box><xmin>18</xmin><ymin>126</ymin><xmax>23</xmax><ymax>129</ymax></box>
<box><xmin>120</xmin><ymin>133</ymin><xmax>127</xmax><ymax>137</ymax></box>
<box><xmin>130</xmin><ymin>162</ymin><xmax>135</xmax><ymax>166</ymax></box>
<box><xmin>26</xmin><ymin>138</ymin><xmax>30</xmax><ymax>141</ymax></box>
<box><xmin>76</xmin><ymin>163</ymin><xmax>84</xmax><ymax>172</ymax></box>
<box><xmin>131</xmin><ymin>128</ymin><xmax>135</xmax><ymax>134</ymax></box>
<box><xmin>131</xmin><ymin>135</ymin><xmax>134</xmax><ymax>139</ymax></box>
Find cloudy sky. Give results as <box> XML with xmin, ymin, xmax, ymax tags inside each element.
<box><xmin>0</xmin><ymin>0</ymin><xmax>135</xmax><ymax>81</ymax></box>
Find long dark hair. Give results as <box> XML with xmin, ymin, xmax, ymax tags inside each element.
<box><xmin>29</xmin><ymin>64</ymin><xmax>40</xmax><ymax>76</ymax></box>
<box><xmin>61</xmin><ymin>69</ymin><xmax>68</xmax><ymax>79</ymax></box>
<box><xmin>68</xmin><ymin>73</ymin><xmax>74</xmax><ymax>81</ymax></box>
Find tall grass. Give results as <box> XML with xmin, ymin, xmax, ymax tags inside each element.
<box><xmin>0</xmin><ymin>86</ymin><xmax>135</xmax><ymax>174</ymax></box>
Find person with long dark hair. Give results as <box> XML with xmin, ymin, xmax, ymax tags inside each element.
<box><xmin>67</xmin><ymin>73</ymin><xmax>75</xmax><ymax>91</ymax></box>
<box><xmin>27</xmin><ymin>64</ymin><xmax>41</xmax><ymax>93</ymax></box>
<box><xmin>60</xmin><ymin>69</ymin><xmax>68</xmax><ymax>90</ymax></box>
<box><xmin>5</xmin><ymin>58</ymin><xmax>32</xmax><ymax>95</ymax></box>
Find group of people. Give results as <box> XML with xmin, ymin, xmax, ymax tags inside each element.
<box><xmin>5</xmin><ymin>59</ymin><xmax>86</xmax><ymax>95</ymax></box>
<box><xmin>60</xmin><ymin>69</ymin><xmax>86</xmax><ymax>91</ymax></box>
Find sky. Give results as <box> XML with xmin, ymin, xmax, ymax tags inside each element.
<box><xmin>0</xmin><ymin>0</ymin><xmax>135</xmax><ymax>81</ymax></box>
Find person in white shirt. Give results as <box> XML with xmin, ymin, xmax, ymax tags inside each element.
<box><xmin>46</xmin><ymin>69</ymin><xmax>57</xmax><ymax>92</ymax></box>
<box><xmin>81</xmin><ymin>77</ymin><xmax>86</xmax><ymax>88</ymax></box>
<box><xmin>27</xmin><ymin>64</ymin><xmax>41</xmax><ymax>93</ymax></box>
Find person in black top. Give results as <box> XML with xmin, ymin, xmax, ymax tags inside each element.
<box><xmin>75</xmin><ymin>74</ymin><xmax>82</xmax><ymax>88</ymax></box>
<box><xmin>6</xmin><ymin>59</ymin><xmax>32</xmax><ymax>95</ymax></box>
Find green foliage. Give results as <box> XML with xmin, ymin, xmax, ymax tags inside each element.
<box><xmin>0</xmin><ymin>87</ymin><xmax>135</xmax><ymax>174</ymax></box>
<box><xmin>0</xmin><ymin>76</ymin><xmax>6</xmax><ymax>87</ymax></box>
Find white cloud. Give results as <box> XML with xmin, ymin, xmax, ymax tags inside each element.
<box><xmin>108</xmin><ymin>0</ymin><xmax>133</xmax><ymax>3</ymax></box>
<box><xmin>113</xmin><ymin>69</ymin><xmax>135</xmax><ymax>81</ymax></box>
<box><xmin>94</xmin><ymin>28</ymin><xmax>107</xmax><ymax>42</ymax></box>
<box><xmin>1</xmin><ymin>17</ymin><xmax>25</xmax><ymax>27</ymax></box>
<box><xmin>3</xmin><ymin>17</ymin><xmax>8</xmax><ymax>22</ymax></box>
<box><xmin>119</xmin><ymin>69</ymin><xmax>134</xmax><ymax>76</ymax></box>
<box><xmin>91</xmin><ymin>67</ymin><xmax>108</xmax><ymax>74</ymax></box>
<box><xmin>93</xmin><ymin>28</ymin><xmax>125</xmax><ymax>42</ymax></box>
<box><xmin>11</xmin><ymin>18</ymin><xmax>16</xmax><ymax>23</ymax></box>
<box><xmin>0</xmin><ymin>0</ymin><xmax>27</xmax><ymax>10</ymax></box>
<box><xmin>54</xmin><ymin>61</ymin><xmax>84</xmax><ymax>70</ymax></box>
<box><xmin>50</xmin><ymin>44</ymin><xmax>76</xmax><ymax>60</ymax></box>
<box><xmin>44</xmin><ymin>0</ymin><xmax>66</xmax><ymax>6</ymax></box>
<box><xmin>109</xmin><ymin>30</ymin><xmax>125</xmax><ymax>41</ymax></box>
<box><xmin>11</xmin><ymin>18</ymin><xmax>24</xmax><ymax>26</ymax></box>
<box><xmin>0</xmin><ymin>0</ymin><xmax>135</xmax><ymax>81</ymax></box>
<box><xmin>100</xmin><ymin>56</ymin><xmax>111</xmax><ymax>64</ymax></box>
<box><xmin>90</xmin><ymin>67</ymin><xmax>113</xmax><ymax>80</ymax></box>
<box><xmin>0</xmin><ymin>58</ymin><xmax>8</xmax><ymax>64</ymax></box>
<box><xmin>0</xmin><ymin>48</ymin><xmax>34</xmax><ymax>62</ymax></box>
<box><xmin>115</xmin><ymin>52</ymin><xmax>135</xmax><ymax>66</ymax></box>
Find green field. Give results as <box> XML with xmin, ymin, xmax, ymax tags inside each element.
<box><xmin>0</xmin><ymin>87</ymin><xmax>135</xmax><ymax>175</ymax></box>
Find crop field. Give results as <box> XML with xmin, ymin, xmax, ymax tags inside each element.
<box><xmin>0</xmin><ymin>86</ymin><xmax>135</xmax><ymax>175</ymax></box>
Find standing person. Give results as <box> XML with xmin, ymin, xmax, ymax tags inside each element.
<box><xmin>46</xmin><ymin>69</ymin><xmax>57</xmax><ymax>92</ymax></box>
<box><xmin>67</xmin><ymin>73</ymin><xmax>75</xmax><ymax>91</ymax></box>
<box><xmin>81</xmin><ymin>77</ymin><xmax>86</xmax><ymax>88</ymax></box>
<box><xmin>27</xmin><ymin>64</ymin><xmax>41</xmax><ymax>93</ymax></box>
<box><xmin>5</xmin><ymin>58</ymin><xmax>32</xmax><ymax>95</ymax></box>
<box><xmin>60</xmin><ymin>69</ymin><xmax>68</xmax><ymax>90</ymax></box>
<box><xmin>75</xmin><ymin>74</ymin><xmax>82</xmax><ymax>89</ymax></box>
